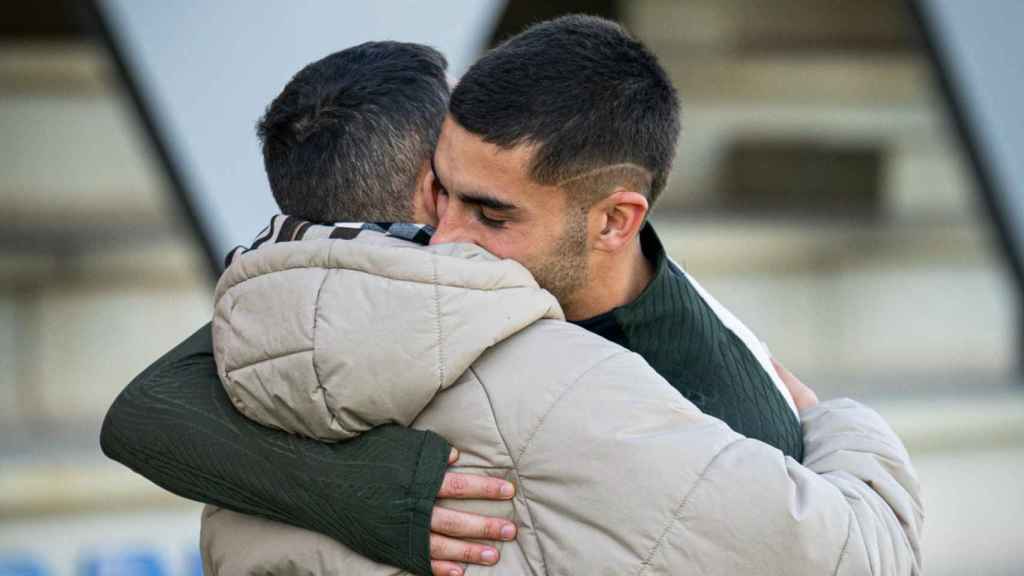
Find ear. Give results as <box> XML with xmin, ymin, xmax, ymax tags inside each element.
<box><xmin>590</xmin><ymin>189</ymin><xmax>649</xmax><ymax>253</ymax></box>
<box><xmin>411</xmin><ymin>159</ymin><xmax>439</xmax><ymax>225</ymax></box>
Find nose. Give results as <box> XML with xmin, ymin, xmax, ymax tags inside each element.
<box><xmin>431</xmin><ymin>220</ymin><xmax>466</xmax><ymax>245</ymax></box>
<box><xmin>431</xmin><ymin>208</ymin><xmax>473</xmax><ymax>246</ymax></box>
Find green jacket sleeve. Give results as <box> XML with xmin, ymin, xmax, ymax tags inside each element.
<box><xmin>100</xmin><ymin>323</ymin><xmax>449</xmax><ymax>576</ymax></box>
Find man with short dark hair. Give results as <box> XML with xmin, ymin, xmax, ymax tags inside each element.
<box><xmin>432</xmin><ymin>15</ymin><xmax>802</xmax><ymax>459</ymax></box>
<box><xmin>258</xmin><ymin>40</ymin><xmax>448</xmax><ymax>224</ymax></box>
<box><xmin>102</xmin><ymin>17</ymin><xmax>921</xmax><ymax>576</ymax></box>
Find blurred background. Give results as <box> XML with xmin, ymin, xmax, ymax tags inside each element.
<box><xmin>1</xmin><ymin>1</ymin><xmax>1021</xmax><ymax>574</ymax></box>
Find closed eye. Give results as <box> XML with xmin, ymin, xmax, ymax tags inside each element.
<box><xmin>476</xmin><ymin>209</ymin><xmax>509</xmax><ymax>229</ymax></box>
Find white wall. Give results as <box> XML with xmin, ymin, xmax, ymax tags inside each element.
<box><xmin>98</xmin><ymin>0</ymin><xmax>506</xmax><ymax>262</ymax></box>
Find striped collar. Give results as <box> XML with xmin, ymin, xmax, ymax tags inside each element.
<box><xmin>225</xmin><ymin>215</ymin><xmax>435</xmax><ymax>267</ymax></box>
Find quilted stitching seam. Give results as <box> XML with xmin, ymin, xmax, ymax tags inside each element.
<box><xmin>310</xmin><ymin>245</ymin><xmax>350</xmax><ymax>435</ymax></box>
<box><xmin>636</xmin><ymin>437</ymin><xmax>744</xmax><ymax>576</ymax></box>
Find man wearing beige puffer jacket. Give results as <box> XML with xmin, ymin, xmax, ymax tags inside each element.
<box><xmin>207</xmin><ymin>216</ymin><xmax>921</xmax><ymax>575</ymax></box>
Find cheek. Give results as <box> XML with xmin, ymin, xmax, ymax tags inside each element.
<box><xmin>478</xmin><ymin>232</ymin><xmax>538</xmax><ymax>264</ymax></box>
<box><xmin>473</xmin><ymin>232</ymin><xmax>512</xmax><ymax>259</ymax></box>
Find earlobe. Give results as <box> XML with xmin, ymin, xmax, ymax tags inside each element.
<box><xmin>424</xmin><ymin>170</ymin><xmax>439</xmax><ymax>220</ymax></box>
<box><xmin>412</xmin><ymin>161</ymin><xmax>440</xmax><ymax>225</ymax></box>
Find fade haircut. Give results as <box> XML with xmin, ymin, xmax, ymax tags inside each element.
<box><xmin>450</xmin><ymin>15</ymin><xmax>680</xmax><ymax>207</ymax></box>
<box><xmin>258</xmin><ymin>41</ymin><xmax>449</xmax><ymax>223</ymax></box>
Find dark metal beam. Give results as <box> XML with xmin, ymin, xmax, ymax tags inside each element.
<box><xmin>79</xmin><ymin>1</ymin><xmax>221</xmax><ymax>283</ymax></box>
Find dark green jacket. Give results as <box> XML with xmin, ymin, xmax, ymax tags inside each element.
<box><xmin>574</xmin><ymin>224</ymin><xmax>803</xmax><ymax>460</ymax></box>
<box><xmin>100</xmin><ymin>324</ymin><xmax>448</xmax><ymax>575</ymax></box>
<box><xmin>100</xmin><ymin>224</ymin><xmax>800</xmax><ymax>575</ymax></box>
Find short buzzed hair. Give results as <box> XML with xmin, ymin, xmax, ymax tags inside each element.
<box><xmin>258</xmin><ymin>41</ymin><xmax>449</xmax><ymax>223</ymax></box>
<box><xmin>450</xmin><ymin>15</ymin><xmax>680</xmax><ymax>206</ymax></box>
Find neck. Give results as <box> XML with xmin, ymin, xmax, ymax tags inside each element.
<box><xmin>562</xmin><ymin>236</ymin><xmax>655</xmax><ymax>321</ymax></box>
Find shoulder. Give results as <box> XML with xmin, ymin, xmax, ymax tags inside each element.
<box><xmin>472</xmin><ymin>319</ymin><xmax>659</xmax><ymax>398</ymax></box>
<box><xmin>487</xmin><ymin>319</ymin><xmax>625</xmax><ymax>362</ymax></box>
<box><xmin>469</xmin><ymin>319</ymin><xmax>704</xmax><ymax>454</ymax></box>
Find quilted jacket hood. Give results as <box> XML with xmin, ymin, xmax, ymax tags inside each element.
<box><xmin>212</xmin><ymin>235</ymin><xmax>563</xmax><ymax>440</ymax></box>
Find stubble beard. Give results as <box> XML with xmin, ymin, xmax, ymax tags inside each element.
<box><xmin>529</xmin><ymin>208</ymin><xmax>590</xmax><ymax>312</ymax></box>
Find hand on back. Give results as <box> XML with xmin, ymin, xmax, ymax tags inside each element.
<box><xmin>429</xmin><ymin>449</ymin><xmax>518</xmax><ymax>576</ymax></box>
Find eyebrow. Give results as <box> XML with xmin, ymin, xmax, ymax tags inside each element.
<box><xmin>431</xmin><ymin>155</ymin><xmax>519</xmax><ymax>212</ymax></box>
<box><xmin>458</xmin><ymin>191</ymin><xmax>518</xmax><ymax>212</ymax></box>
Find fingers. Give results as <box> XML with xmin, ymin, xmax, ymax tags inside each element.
<box><xmin>431</xmin><ymin>466</ymin><xmax>515</xmax><ymax>575</ymax></box>
<box><xmin>429</xmin><ymin>533</ymin><xmax>499</xmax><ymax>568</ymax></box>
<box><xmin>431</xmin><ymin>506</ymin><xmax>517</xmax><ymax>541</ymax></box>
<box><xmin>448</xmin><ymin>448</ymin><xmax>460</xmax><ymax>465</ymax></box>
<box><xmin>431</xmin><ymin>559</ymin><xmax>465</xmax><ymax>576</ymax></box>
<box><xmin>771</xmin><ymin>358</ymin><xmax>819</xmax><ymax>412</ymax></box>
<box><xmin>438</xmin><ymin>472</ymin><xmax>515</xmax><ymax>500</ymax></box>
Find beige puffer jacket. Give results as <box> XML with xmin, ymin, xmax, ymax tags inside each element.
<box><xmin>204</xmin><ymin>233</ymin><xmax>923</xmax><ymax>576</ymax></box>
